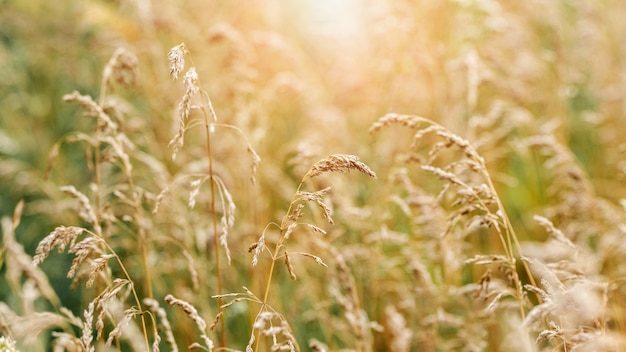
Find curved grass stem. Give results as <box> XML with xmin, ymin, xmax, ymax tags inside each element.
<box><xmin>201</xmin><ymin>95</ymin><xmax>226</xmax><ymax>348</ymax></box>
<box><xmin>254</xmin><ymin>183</ymin><xmax>304</xmax><ymax>352</ymax></box>
<box><xmin>89</xmin><ymin>230</ymin><xmax>151</xmax><ymax>351</ymax></box>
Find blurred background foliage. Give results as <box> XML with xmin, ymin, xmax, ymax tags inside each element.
<box><xmin>2</xmin><ymin>0</ymin><xmax>626</xmax><ymax>349</ymax></box>
<box><xmin>2</xmin><ymin>0</ymin><xmax>619</xmax><ymax>234</ymax></box>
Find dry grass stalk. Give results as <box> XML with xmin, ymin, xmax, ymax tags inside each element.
<box><xmin>94</xmin><ymin>279</ymin><xmax>131</xmax><ymax>340</ymax></box>
<box><xmin>294</xmin><ymin>252</ymin><xmax>328</xmax><ymax>268</ymax></box>
<box><xmin>165</xmin><ymin>294</ymin><xmax>206</xmax><ymax>330</ymax></box>
<box><xmin>166</xmin><ymin>43</ymin><xmax>266</xmax><ymax>346</ymax></box>
<box><xmin>370</xmin><ymin>111</ymin><xmax>543</xmax><ymax>342</ymax></box>
<box><xmin>181</xmin><ymin>249</ymin><xmax>200</xmax><ymax>291</ymax></box>
<box><xmin>61</xmin><ymin>185</ymin><xmax>99</xmax><ymax>228</ymax></box>
<box><xmin>280</xmin><ymin>223</ymin><xmax>298</xmax><ymax>243</ymax></box>
<box><xmin>180</xmin><ymin>68</ymin><xmax>199</xmax><ymax>121</ymax></box>
<box><xmin>0</xmin><ymin>336</ymin><xmax>17</xmax><ymax>352</ymax></box>
<box><xmin>215</xmin><ymin>176</ymin><xmax>235</xmax><ymax>265</ymax></box>
<box><xmin>248</xmin><ymin>311</ymin><xmax>297</xmax><ymax>352</ymax></box>
<box><xmin>421</xmin><ymin>164</ymin><xmax>464</xmax><ymax>186</ymax></box>
<box><xmin>368</xmin><ymin>113</ymin><xmax>424</xmax><ymax>132</ymax></box>
<box><xmin>247</xmin><ymin>145</ymin><xmax>262</xmax><ymax>184</ymax></box>
<box><xmin>308</xmin><ymin>339</ymin><xmax>328</xmax><ymax>352</ymax></box>
<box><xmin>33</xmin><ymin>167</ymin><xmax>152</xmax><ymax>349</ymax></box>
<box><xmin>165</xmin><ymin>294</ymin><xmax>214</xmax><ymax>351</ymax></box>
<box><xmin>167</xmin><ymin>43</ymin><xmax>197</xmax><ymax>160</ymax></box>
<box><xmin>188</xmin><ymin>177</ymin><xmax>204</xmax><ymax>209</ymax></box>
<box><xmin>384</xmin><ymin>305</ymin><xmax>412</xmax><ymax>352</ymax></box>
<box><xmin>86</xmin><ymin>254</ymin><xmax>114</xmax><ymax>288</ymax></box>
<box><xmin>106</xmin><ymin>307</ymin><xmax>139</xmax><ymax>346</ymax></box>
<box><xmin>533</xmin><ymin>215</ymin><xmax>577</xmax><ymax>250</ymax></box>
<box><xmin>294</xmin><ymin>187</ymin><xmax>334</xmax><ymax>224</ymax></box>
<box><xmin>32</xmin><ymin>226</ymin><xmax>85</xmax><ymax>266</ymax></box>
<box><xmin>11</xmin><ymin>3</ymin><xmax>626</xmax><ymax>350</ymax></box>
<box><xmin>250</xmin><ymin>232</ymin><xmax>266</xmax><ymax>267</ymax></box>
<box><xmin>67</xmin><ymin>237</ymin><xmax>102</xmax><ymax>281</ymax></box>
<box><xmin>0</xmin><ymin>303</ymin><xmax>67</xmax><ymax>345</ymax></box>
<box><xmin>326</xmin><ymin>246</ymin><xmax>372</xmax><ymax>352</ymax></box>
<box><xmin>81</xmin><ymin>302</ymin><xmax>95</xmax><ymax>352</ymax></box>
<box><xmin>168</xmin><ymin>66</ymin><xmax>199</xmax><ymax>161</ymax></box>
<box><xmin>247</xmin><ymin>154</ymin><xmax>375</xmax><ymax>351</ymax></box>
<box><xmin>51</xmin><ymin>332</ymin><xmax>83</xmax><ymax>352</ymax></box>
<box><xmin>152</xmin><ymin>187</ymin><xmax>170</xmax><ymax>214</ymax></box>
<box><xmin>522</xmin><ymin>251</ymin><xmax>612</xmax><ymax>350</ymax></box>
<box><xmin>144</xmin><ymin>298</ymin><xmax>178</xmax><ymax>352</ymax></box>
<box><xmin>63</xmin><ymin>91</ymin><xmax>117</xmax><ymax>132</ymax></box>
<box><xmin>168</xmin><ymin>43</ymin><xmax>188</xmax><ymax>80</ymax></box>
<box><xmin>3</xmin><ymin>205</ymin><xmax>61</xmax><ymax>307</ymax></box>
<box><xmin>303</xmin><ymin>154</ymin><xmax>377</xmax><ymax>180</ymax></box>
<box><xmin>284</xmin><ymin>250</ymin><xmax>297</xmax><ymax>280</ymax></box>
<box><xmin>102</xmin><ymin>47</ymin><xmax>138</xmax><ymax>91</ymax></box>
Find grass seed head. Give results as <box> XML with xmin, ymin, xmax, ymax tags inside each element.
<box><xmin>63</xmin><ymin>91</ymin><xmax>117</xmax><ymax>131</ymax></box>
<box><xmin>369</xmin><ymin>113</ymin><xmax>424</xmax><ymax>133</ymax></box>
<box><xmin>168</xmin><ymin>43</ymin><xmax>188</xmax><ymax>80</ymax></box>
<box><xmin>33</xmin><ymin>226</ymin><xmax>84</xmax><ymax>266</ymax></box>
<box><xmin>284</xmin><ymin>251</ymin><xmax>297</xmax><ymax>280</ymax></box>
<box><xmin>144</xmin><ymin>298</ymin><xmax>178</xmax><ymax>352</ymax></box>
<box><xmin>303</xmin><ymin>154</ymin><xmax>376</xmax><ymax>180</ymax></box>
<box><xmin>67</xmin><ymin>237</ymin><xmax>101</xmax><ymax>280</ymax></box>
<box><xmin>103</xmin><ymin>48</ymin><xmax>138</xmax><ymax>89</ymax></box>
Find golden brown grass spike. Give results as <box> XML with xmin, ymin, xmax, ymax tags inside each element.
<box><xmin>143</xmin><ymin>298</ymin><xmax>178</xmax><ymax>352</ymax></box>
<box><xmin>103</xmin><ymin>48</ymin><xmax>138</xmax><ymax>89</ymax></box>
<box><xmin>168</xmin><ymin>43</ymin><xmax>188</xmax><ymax>80</ymax></box>
<box><xmin>303</xmin><ymin>154</ymin><xmax>376</xmax><ymax>180</ymax></box>
<box><xmin>368</xmin><ymin>113</ymin><xmax>424</xmax><ymax>133</ymax></box>
<box><xmin>63</xmin><ymin>91</ymin><xmax>117</xmax><ymax>131</ymax></box>
<box><xmin>284</xmin><ymin>251</ymin><xmax>297</xmax><ymax>280</ymax></box>
<box><xmin>165</xmin><ymin>294</ymin><xmax>214</xmax><ymax>351</ymax></box>
<box><xmin>32</xmin><ymin>226</ymin><xmax>84</xmax><ymax>266</ymax></box>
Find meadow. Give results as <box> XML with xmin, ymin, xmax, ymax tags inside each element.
<box><xmin>2</xmin><ymin>1</ymin><xmax>626</xmax><ymax>351</ymax></box>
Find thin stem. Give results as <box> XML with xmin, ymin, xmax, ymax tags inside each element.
<box><xmin>430</xmin><ymin>117</ymin><xmax>538</xmax><ymax>311</ymax></box>
<box><xmin>92</xmin><ymin>138</ymin><xmax>103</xmax><ymax>238</ymax></box>
<box><xmin>261</xmin><ymin>247</ymin><xmax>279</xmax><ymax>307</ymax></box>
<box><xmin>92</xmin><ymin>71</ymin><xmax>110</xmax><ymax>238</ymax></box>
<box><xmin>124</xmin><ymin>164</ymin><xmax>154</xmax><ymax>300</ymax></box>
<box><xmin>262</xmin><ymin>182</ymin><xmax>303</xmax><ymax>304</ymax></box>
<box><xmin>414</xmin><ymin>116</ymin><xmax>538</xmax><ymax>317</ymax></box>
<box><xmin>255</xmin><ymin>183</ymin><xmax>304</xmax><ymax>352</ymax></box>
<box><xmin>484</xmin><ymin>172</ymin><xmax>539</xmax><ymax>298</ymax></box>
<box><xmin>181</xmin><ymin>52</ymin><xmax>227</xmax><ymax>346</ymax></box>
<box><xmin>202</xmin><ymin>98</ymin><xmax>226</xmax><ymax>347</ymax></box>
<box><xmin>91</xmin><ymin>230</ymin><xmax>151</xmax><ymax>351</ymax></box>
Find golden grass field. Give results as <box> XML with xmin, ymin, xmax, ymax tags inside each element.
<box><xmin>2</xmin><ymin>1</ymin><xmax>626</xmax><ymax>351</ymax></box>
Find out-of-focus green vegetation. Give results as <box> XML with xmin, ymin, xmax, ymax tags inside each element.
<box><xmin>2</xmin><ymin>0</ymin><xmax>626</xmax><ymax>351</ymax></box>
